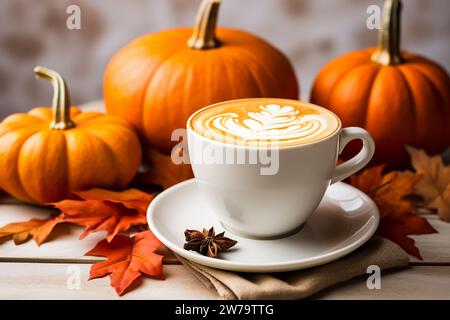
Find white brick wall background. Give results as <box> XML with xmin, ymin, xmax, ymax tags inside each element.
<box><xmin>0</xmin><ymin>0</ymin><xmax>449</xmax><ymax>118</ymax></box>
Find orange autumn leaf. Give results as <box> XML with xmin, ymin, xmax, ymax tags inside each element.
<box><xmin>52</xmin><ymin>188</ymin><xmax>154</xmax><ymax>242</ymax></box>
<box><xmin>350</xmin><ymin>165</ymin><xmax>437</xmax><ymax>259</ymax></box>
<box><xmin>0</xmin><ymin>214</ymin><xmax>64</xmax><ymax>245</ymax></box>
<box><xmin>406</xmin><ymin>146</ymin><xmax>450</xmax><ymax>222</ymax></box>
<box><xmin>85</xmin><ymin>230</ymin><xmax>164</xmax><ymax>296</ymax></box>
<box><xmin>75</xmin><ymin>188</ymin><xmax>153</xmax><ymax>213</ymax></box>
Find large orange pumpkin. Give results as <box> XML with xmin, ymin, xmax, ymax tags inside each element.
<box><xmin>311</xmin><ymin>0</ymin><xmax>450</xmax><ymax>166</ymax></box>
<box><xmin>0</xmin><ymin>67</ymin><xmax>142</xmax><ymax>204</ymax></box>
<box><xmin>104</xmin><ymin>0</ymin><xmax>299</xmax><ymax>154</ymax></box>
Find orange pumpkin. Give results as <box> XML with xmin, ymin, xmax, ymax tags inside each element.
<box><xmin>311</xmin><ymin>0</ymin><xmax>450</xmax><ymax>166</ymax></box>
<box><xmin>104</xmin><ymin>0</ymin><xmax>299</xmax><ymax>154</ymax></box>
<box><xmin>0</xmin><ymin>67</ymin><xmax>142</xmax><ymax>204</ymax></box>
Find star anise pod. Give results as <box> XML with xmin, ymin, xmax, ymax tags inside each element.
<box><xmin>183</xmin><ymin>227</ymin><xmax>237</xmax><ymax>258</ymax></box>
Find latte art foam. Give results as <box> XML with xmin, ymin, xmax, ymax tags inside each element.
<box><xmin>190</xmin><ymin>100</ymin><xmax>340</xmax><ymax>147</ymax></box>
<box><xmin>209</xmin><ymin>104</ymin><xmax>328</xmax><ymax>141</ymax></box>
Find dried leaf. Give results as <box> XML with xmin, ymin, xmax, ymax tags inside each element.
<box><xmin>85</xmin><ymin>230</ymin><xmax>164</xmax><ymax>296</ymax></box>
<box><xmin>350</xmin><ymin>165</ymin><xmax>437</xmax><ymax>259</ymax></box>
<box><xmin>52</xmin><ymin>188</ymin><xmax>154</xmax><ymax>242</ymax></box>
<box><xmin>407</xmin><ymin>146</ymin><xmax>450</xmax><ymax>222</ymax></box>
<box><xmin>0</xmin><ymin>214</ymin><xmax>64</xmax><ymax>245</ymax></box>
<box><xmin>377</xmin><ymin>212</ymin><xmax>437</xmax><ymax>260</ymax></box>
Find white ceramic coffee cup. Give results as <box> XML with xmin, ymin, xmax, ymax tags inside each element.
<box><xmin>187</xmin><ymin>99</ymin><xmax>375</xmax><ymax>239</ymax></box>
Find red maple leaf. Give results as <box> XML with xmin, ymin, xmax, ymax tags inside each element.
<box><xmin>350</xmin><ymin>165</ymin><xmax>437</xmax><ymax>259</ymax></box>
<box><xmin>85</xmin><ymin>230</ymin><xmax>164</xmax><ymax>296</ymax></box>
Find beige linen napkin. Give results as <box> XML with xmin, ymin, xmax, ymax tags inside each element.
<box><xmin>177</xmin><ymin>236</ymin><xmax>409</xmax><ymax>300</ymax></box>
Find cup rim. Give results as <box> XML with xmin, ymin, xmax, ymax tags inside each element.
<box><xmin>186</xmin><ymin>98</ymin><xmax>342</xmax><ymax>150</ymax></box>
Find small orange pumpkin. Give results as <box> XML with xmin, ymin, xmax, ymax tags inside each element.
<box><xmin>0</xmin><ymin>67</ymin><xmax>142</xmax><ymax>204</ymax></box>
<box><xmin>311</xmin><ymin>0</ymin><xmax>450</xmax><ymax>166</ymax></box>
<box><xmin>104</xmin><ymin>0</ymin><xmax>299</xmax><ymax>154</ymax></box>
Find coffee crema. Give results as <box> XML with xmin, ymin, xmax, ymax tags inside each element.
<box><xmin>189</xmin><ymin>99</ymin><xmax>340</xmax><ymax>147</ymax></box>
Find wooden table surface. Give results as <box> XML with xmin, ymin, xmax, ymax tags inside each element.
<box><xmin>1</xmin><ymin>102</ymin><xmax>449</xmax><ymax>300</ymax></box>
<box><xmin>0</xmin><ymin>199</ymin><xmax>449</xmax><ymax>300</ymax></box>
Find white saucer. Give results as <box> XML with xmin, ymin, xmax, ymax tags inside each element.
<box><xmin>147</xmin><ymin>179</ymin><xmax>379</xmax><ymax>273</ymax></box>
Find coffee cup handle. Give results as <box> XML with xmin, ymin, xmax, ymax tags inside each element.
<box><xmin>331</xmin><ymin>127</ymin><xmax>375</xmax><ymax>184</ymax></box>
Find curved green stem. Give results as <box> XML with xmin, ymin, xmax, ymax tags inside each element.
<box><xmin>371</xmin><ymin>0</ymin><xmax>404</xmax><ymax>66</ymax></box>
<box><xmin>34</xmin><ymin>66</ymin><xmax>75</xmax><ymax>130</ymax></box>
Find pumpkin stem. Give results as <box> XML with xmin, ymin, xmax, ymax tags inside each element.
<box><xmin>188</xmin><ymin>0</ymin><xmax>221</xmax><ymax>50</ymax></box>
<box><xmin>371</xmin><ymin>0</ymin><xmax>404</xmax><ymax>66</ymax></box>
<box><xmin>34</xmin><ymin>66</ymin><xmax>75</xmax><ymax>130</ymax></box>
